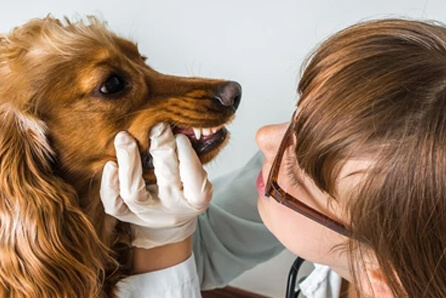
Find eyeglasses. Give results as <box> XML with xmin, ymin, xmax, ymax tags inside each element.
<box><xmin>264</xmin><ymin>111</ymin><xmax>351</xmax><ymax>238</ymax></box>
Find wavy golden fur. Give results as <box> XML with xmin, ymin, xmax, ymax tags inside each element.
<box><xmin>0</xmin><ymin>16</ymin><xmax>240</xmax><ymax>297</ymax></box>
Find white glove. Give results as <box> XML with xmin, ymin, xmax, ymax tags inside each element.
<box><xmin>100</xmin><ymin>123</ymin><xmax>213</xmax><ymax>249</ymax></box>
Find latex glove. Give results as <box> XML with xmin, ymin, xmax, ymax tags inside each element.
<box><xmin>100</xmin><ymin>123</ymin><xmax>213</xmax><ymax>249</ymax></box>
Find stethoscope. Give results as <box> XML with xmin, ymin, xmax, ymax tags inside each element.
<box><xmin>286</xmin><ymin>257</ymin><xmax>306</xmax><ymax>298</ymax></box>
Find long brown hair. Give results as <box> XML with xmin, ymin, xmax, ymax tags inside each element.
<box><xmin>294</xmin><ymin>19</ymin><xmax>446</xmax><ymax>297</ymax></box>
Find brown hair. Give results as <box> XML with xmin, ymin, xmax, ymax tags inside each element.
<box><xmin>294</xmin><ymin>19</ymin><xmax>446</xmax><ymax>297</ymax></box>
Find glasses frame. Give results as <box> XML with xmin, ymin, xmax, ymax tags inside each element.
<box><xmin>264</xmin><ymin>112</ymin><xmax>351</xmax><ymax>238</ymax></box>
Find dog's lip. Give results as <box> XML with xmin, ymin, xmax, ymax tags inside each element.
<box><xmin>171</xmin><ymin>125</ymin><xmax>226</xmax><ymax>141</ymax></box>
<box><xmin>142</xmin><ymin>124</ymin><xmax>228</xmax><ymax>170</ymax></box>
<box><xmin>184</xmin><ymin>127</ymin><xmax>227</xmax><ymax>155</ymax></box>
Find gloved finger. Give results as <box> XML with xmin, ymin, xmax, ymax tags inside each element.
<box><xmin>176</xmin><ymin>134</ymin><xmax>213</xmax><ymax>210</ymax></box>
<box><xmin>114</xmin><ymin>131</ymin><xmax>150</xmax><ymax>209</ymax></box>
<box><xmin>149</xmin><ymin>123</ymin><xmax>182</xmax><ymax>206</ymax></box>
<box><xmin>100</xmin><ymin>161</ymin><xmax>131</xmax><ymax>217</ymax></box>
<box><xmin>101</xmin><ymin>159</ymin><xmax>156</xmax><ymax>226</ymax></box>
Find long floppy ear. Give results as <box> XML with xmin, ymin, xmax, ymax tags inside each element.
<box><xmin>0</xmin><ymin>104</ymin><xmax>114</xmax><ymax>297</ymax></box>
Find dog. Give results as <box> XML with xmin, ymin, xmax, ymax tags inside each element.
<box><xmin>0</xmin><ymin>16</ymin><xmax>241</xmax><ymax>297</ymax></box>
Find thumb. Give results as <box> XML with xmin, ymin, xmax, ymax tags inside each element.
<box><xmin>176</xmin><ymin>134</ymin><xmax>213</xmax><ymax>210</ymax></box>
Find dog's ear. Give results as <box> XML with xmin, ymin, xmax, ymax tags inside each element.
<box><xmin>0</xmin><ymin>104</ymin><xmax>114</xmax><ymax>297</ymax></box>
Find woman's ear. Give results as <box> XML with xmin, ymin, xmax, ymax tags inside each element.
<box><xmin>358</xmin><ymin>258</ymin><xmax>396</xmax><ymax>298</ymax></box>
<box><xmin>361</xmin><ymin>269</ymin><xmax>394</xmax><ymax>297</ymax></box>
<box><xmin>0</xmin><ymin>104</ymin><xmax>115</xmax><ymax>297</ymax></box>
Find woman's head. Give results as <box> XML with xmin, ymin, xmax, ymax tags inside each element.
<box><xmin>257</xmin><ymin>19</ymin><xmax>446</xmax><ymax>297</ymax></box>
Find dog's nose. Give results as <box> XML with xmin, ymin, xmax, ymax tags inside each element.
<box><xmin>214</xmin><ymin>81</ymin><xmax>242</xmax><ymax>111</ymax></box>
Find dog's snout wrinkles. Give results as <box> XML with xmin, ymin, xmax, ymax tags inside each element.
<box><xmin>214</xmin><ymin>81</ymin><xmax>242</xmax><ymax>111</ymax></box>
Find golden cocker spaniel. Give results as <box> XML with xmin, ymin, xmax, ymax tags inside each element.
<box><xmin>0</xmin><ymin>16</ymin><xmax>241</xmax><ymax>297</ymax></box>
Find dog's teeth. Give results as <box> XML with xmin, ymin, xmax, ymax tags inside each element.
<box><xmin>193</xmin><ymin>128</ymin><xmax>202</xmax><ymax>140</ymax></box>
<box><xmin>214</xmin><ymin>125</ymin><xmax>224</xmax><ymax>132</ymax></box>
<box><xmin>202</xmin><ymin>128</ymin><xmax>211</xmax><ymax>136</ymax></box>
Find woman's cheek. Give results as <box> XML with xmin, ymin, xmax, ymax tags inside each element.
<box><xmin>257</xmin><ymin>194</ymin><xmax>283</xmax><ymax>240</ymax></box>
<box><xmin>257</xmin><ymin>195</ymin><xmax>270</xmax><ymax>229</ymax></box>
<box><xmin>257</xmin><ymin>195</ymin><xmax>300</xmax><ymax>250</ymax></box>
<box><xmin>257</xmin><ymin>196</ymin><xmax>329</xmax><ymax>263</ymax></box>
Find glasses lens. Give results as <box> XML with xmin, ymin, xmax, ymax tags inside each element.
<box><xmin>267</xmin><ymin>114</ymin><xmax>351</xmax><ymax>238</ymax></box>
<box><xmin>274</xmin><ymin>134</ymin><xmax>333</xmax><ymax>218</ymax></box>
<box><xmin>276</xmin><ymin>144</ymin><xmax>300</xmax><ymax>197</ymax></box>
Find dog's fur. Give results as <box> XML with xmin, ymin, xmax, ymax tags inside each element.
<box><xmin>0</xmin><ymin>16</ymin><xmax>238</xmax><ymax>297</ymax></box>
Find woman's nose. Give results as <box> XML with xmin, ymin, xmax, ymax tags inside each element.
<box><xmin>256</xmin><ymin>122</ymin><xmax>289</xmax><ymax>158</ymax></box>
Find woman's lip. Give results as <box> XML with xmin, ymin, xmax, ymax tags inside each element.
<box><xmin>256</xmin><ymin>170</ymin><xmax>265</xmax><ymax>194</ymax></box>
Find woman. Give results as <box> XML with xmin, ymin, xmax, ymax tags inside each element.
<box><xmin>102</xmin><ymin>18</ymin><xmax>446</xmax><ymax>297</ymax></box>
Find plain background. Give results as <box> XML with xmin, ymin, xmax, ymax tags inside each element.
<box><xmin>1</xmin><ymin>1</ymin><xmax>446</xmax><ymax>297</ymax></box>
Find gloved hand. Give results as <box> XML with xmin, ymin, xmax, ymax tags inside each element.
<box><xmin>100</xmin><ymin>123</ymin><xmax>213</xmax><ymax>249</ymax></box>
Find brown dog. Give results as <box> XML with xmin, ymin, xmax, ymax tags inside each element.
<box><xmin>0</xmin><ymin>16</ymin><xmax>241</xmax><ymax>297</ymax></box>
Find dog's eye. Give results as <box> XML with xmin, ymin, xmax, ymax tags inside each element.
<box><xmin>100</xmin><ymin>75</ymin><xmax>126</xmax><ymax>95</ymax></box>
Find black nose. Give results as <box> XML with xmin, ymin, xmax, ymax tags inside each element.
<box><xmin>214</xmin><ymin>81</ymin><xmax>242</xmax><ymax>111</ymax></box>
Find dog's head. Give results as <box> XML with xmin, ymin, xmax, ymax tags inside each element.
<box><xmin>1</xmin><ymin>16</ymin><xmax>240</xmax><ymax>188</ymax></box>
<box><xmin>0</xmin><ymin>16</ymin><xmax>240</xmax><ymax>297</ymax></box>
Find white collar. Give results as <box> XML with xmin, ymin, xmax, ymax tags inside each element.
<box><xmin>299</xmin><ymin>263</ymin><xmax>342</xmax><ymax>298</ymax></box>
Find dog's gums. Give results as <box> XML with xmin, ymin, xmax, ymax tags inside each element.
<box><xmin>172</xmin><ymin>125</ymin><xmax>227</xmax><ymax>155</ymax></box>
<box><xmin>142</xmin><ymin>124</ymin><xmax>228</xmax><ymax>171</ymax></box>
